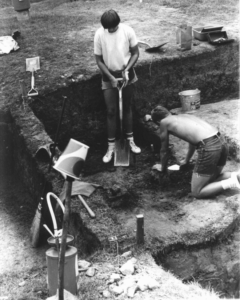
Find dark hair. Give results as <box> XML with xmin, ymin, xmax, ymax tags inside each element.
<box><xmin>101</xmin><ymin>9</ymin><xmax>120</xmax><ymax>29</ymax></box>
<box><xmin>151</xmin><ymin>106</ymin><xmax>170</xmax><ymax>124</ymax></box>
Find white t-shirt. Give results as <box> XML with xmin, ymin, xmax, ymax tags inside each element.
<box><xmin>94</xmin><ymin>23</ymin><xmax>138</xmax><ymax>72</ymax></box>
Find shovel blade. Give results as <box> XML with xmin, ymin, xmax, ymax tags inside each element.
<box><xmin>114</xmin><ymin>139</ymin><xmax>130</xmax><ymax>166</ymax></box>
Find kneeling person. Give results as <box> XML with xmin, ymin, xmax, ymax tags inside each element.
<box><xmin>151</xmin><ymin>105</ymin><xmax>240</xmax><ymax>198</ymax></box>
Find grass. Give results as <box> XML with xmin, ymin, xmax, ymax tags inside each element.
<box><xmin>0</xmin><ymin>0</ymin><xmax>239</xmax><ymax>299</ymax></box>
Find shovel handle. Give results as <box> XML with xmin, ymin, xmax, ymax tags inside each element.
<box><xmin>78</xmin><ymin>195</ymin><xmax>96</xmax><ymax>218</ymax></box>
<box><xmin>31</xmin><ymin>71</ymin><xmax>35</xmax><ymax>88</ymax></box>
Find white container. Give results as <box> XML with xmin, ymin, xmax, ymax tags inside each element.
<box><xmin>53</xmin><ymin>139</ymin><xmax>89</xmax><ymax>180</ymax></box>
<box><xmin>46</xmin><ymin>246</ymin><xmax>78</xmax><ymax>296</ymax></box>
<box><xmin>179</xmin><ymin>89</ymin><xmax>201</xmax><ymax>112</ymax></box>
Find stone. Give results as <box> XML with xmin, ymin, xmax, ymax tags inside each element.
<box><xmin>111</xmin><ymin>285</ymin><xmax>124</xmax><ymax>296</ymax></box>
<box><xmin>18</xmin><ymin>281</ymin><xmax>26</xmax><ymax>287</ymax></box>
<box><xmin>120</xmin><ymin>275</ymin><xmax>137</xmax><ymax>294</ymax></box>
<box><xmin>128</xmin><ymin>258</ymin><xmax>137</xmax><ymax>265</ymax></box>
<box><xmin>127</xmin><ymin>285</ymin><xmax>138</xmax><ymax>298</ymax></box>
<box><xmin>102</xmin><ymin>290</ymin><xmax>111</xmax><ymax>298</ymax></box>
<box><xmin>121</xmin><ymin>251</ymin><xmax>132</xmax><ymax>258</ymax></box>
<box><xmin>120</xmin><ymin>261</ymin><xmax>135</xmax><ymax>276</ymax></box>
<box><xmin>148</xmin><ymin>278</ymin><xmax>160</xmax><ymax>290</ymax></box>
<box><xmin>137</xmin><ymin>277</ymin><xmax>148</xmax><ymax>292</ymax></box>
<box><xmin>78</xmin><ymin>260</ymin><xmax>91</xmax><ymax>271</ymax></box>
<box><xmin>110</xmin><ymin>273</ymin><xmax>121</xmax><ymax>283</ymax></box>
<box><xmin>85</xmin><ymin>267</ymin><xmax>95</xmax><ymax>277</ymax></box>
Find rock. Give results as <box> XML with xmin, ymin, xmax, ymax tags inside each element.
<box><xmin>120</xmin><ymin>261</ymin><xmax>135</xmax><ymax>276</ymax></box>
<box><xmin>18</xmin><ymin>281</ymin><xmax>26</xmax><ymax>287</ymax></box>
<box><xmin>120</xmin><ymin>258</ymin><xmax>137</xmax><ymax>275</ymax></box>
<box><xmin>137</xmin><ymin>275</ymin><xmax>160</xmax><ymax>291</ymax></box>
<box><xmin>102</xmin><ymin>290</ymin><xmax>111</xmax><ymax>298</ymax></box>
<box><xmin>127</xmin><ymin>284</ymin><xmax>138</xmax><ymax>298</ymax></box>
<box><xmin>148</xmin><ymin>278</ymin><xmax>160</xmax><ymax>290</ymax></box>
<box><xmin>137</xmin><ymin>277</ymin><xmax>148</xmax><ymax>292</ymax></box>
<box><xmin>85</xmin><ymin>267</ymin><xmax>95</xmax><ymax>277</ymax></box>
<box><xmin>120</xmin><ymin>275</ymin><xmax>137</xmax><ymax>293</ymax></box>
<box><xmin>128</xmin><ymin>258</ymin><xmax>137</xmax><ymax>265</ymax></box>
<box><xmin>106</xmin><ymin>263</ymin><xmax>115</xmax><ymax>270</ymax></box>
<box><xmin>109</xmin><ymin>273</ymin><xmax>121</xmax><ymax>283</ymax></box>
<box><xmin>111</xmin><ymin>285</ymin><xmax>124</xmax><ymax>296</ymax></box>
<box><xmin>121</xmin><ymin>251</ymin><xmax>132</xmax><ymax>258</ymax></box>
<box><xmin>78</xmin><ymin>260</ymin><xmax>91</xmax><ymax>271</ymax></box>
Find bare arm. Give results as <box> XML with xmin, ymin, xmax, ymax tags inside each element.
<box><xmin>183</xmin><ymin>143</ymin><xmax>196</xmax><ymax>164</ymax></box>
<box><xmin>95</xmin><ymin>55</ymin><xmax>118</xmax><ymax>87</ymax></box>
<box><xmin>159</xmin><ymin>122</ymin><xmax>169</xmax><ymax>173</ymax></box>
<box><xmin>122</xmin><ymin>45</ymin><xmax>139</xmax><ymax>84</ymax></box>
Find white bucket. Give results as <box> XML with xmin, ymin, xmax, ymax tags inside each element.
<box><xmin>179</xmin><ymin>89</ymin><xmax>201</xmax><ymax>112</ymax></box>
<box><xmin>53</xmin><ymin>139</ymin><xmax>89</xmax><ymax>180</ymax></box>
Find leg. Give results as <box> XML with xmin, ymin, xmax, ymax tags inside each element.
<box><xmin>102</xmin><ymin>88</ymin><xmax>118</xmax><ymax>163</ymax></box>
<box><xmin>122</xmin><ymin>84</ymin><xmax>134</xmax><ymax>133</ymax></box>
<box><xmin>192</xmin><ymin>167</ymin><xmax>238</xmax><ymax>198</ymax></box>
<box><xmin>191</xmin><ymin>167</ymin><xmax>223</xmax><ymax>198</ymax></box>
<box><xmin>103</xmin><ymin>88</ymin><xmax>118</xmax><ymax>139</ymax></box>
<box><xmin>122</xmin><ymin>84</ymin><xmax>141</xmax><ymax>154</ymax></box>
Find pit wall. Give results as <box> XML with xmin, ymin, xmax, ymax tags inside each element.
<box><xmin>28</xmin><ymin>42</ymin><xmax>239</xmax><ymax>149</ymax></box>
<box><xmin>8</xmin><ymin>42</ymin><xmax>239</xmax><ymax>203</ymax></box>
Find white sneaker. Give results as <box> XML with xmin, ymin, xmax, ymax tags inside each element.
<box><xmin>129</xmin><ymin>140</ymin><xmax>141</xmax><ymax>154</ymax></box>
<box><xmin>103</xmin><ymin>145</ymin><xmax>115</xmax><ymax>163</ymax></box>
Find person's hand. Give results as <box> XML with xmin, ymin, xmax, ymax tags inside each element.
<box><xmin>122</xmin><ymin>69</ymin><xmax>129</xmax><ymax>87</ymax></box>
<box><xmin>152</xmin><ymin>163</ymin><xmax>162</xmax><ymax>172</ymax></box>
<box><xmin>110</xmin><ymin>76</ymin><xmax>118</xmax><ymax>88</ymax></box>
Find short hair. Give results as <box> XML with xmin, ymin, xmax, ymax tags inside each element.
<box><xmin>151</xmin><ymin>106</ymin><xmax>170</xmax><ymax>124</ymax></box>
<box><xmin>101</xmin><ymin>9</ymin><xmax>120</xmax><ymax>29</ymax></box>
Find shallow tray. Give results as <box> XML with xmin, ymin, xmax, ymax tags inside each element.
<box><xmin>193</xmin><ymin>26</ymin><xmax>223</xmax><ymax>41</ymax></box>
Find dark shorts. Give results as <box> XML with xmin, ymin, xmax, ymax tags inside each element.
<box><xmin>101</xmin><ymin>68</ymin><xmax>138</xmax><ymax>90</ymax></box>
<box><xmin>193</xmin><ymin>133</ymin><xmax>228</xmax><ymax>177</ymax></box>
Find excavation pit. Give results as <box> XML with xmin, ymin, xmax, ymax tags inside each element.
<box><xmin>1</xmin><ymin>1</ymin><xmax>239</xmax><ymax>298</ymax></box>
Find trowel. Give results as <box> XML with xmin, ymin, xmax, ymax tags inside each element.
<box><xmin>138</xmin><ymin>40</ymin><xmax>168</xmax><ymax>53</ymax></box>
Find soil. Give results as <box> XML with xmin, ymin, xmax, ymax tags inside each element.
<box><xmin>0</xmin><ymin>0</ymin><xmax>239</xmax><ymax>299</ymax></box>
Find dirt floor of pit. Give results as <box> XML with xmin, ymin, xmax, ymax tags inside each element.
<box><xmin>0</xmin><ymin>103</ymin><xmax>239</xmax><ymax>300</ymax></box>
<box><xmin>0</xmin><ymin>1</ymin><xmax>239</xmax><ymax>298</ymax></box>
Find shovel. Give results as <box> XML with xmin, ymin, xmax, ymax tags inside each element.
<box><xmin>138</xmin><ymin>41</ymin><xmax>168</xmax><ymax>53</ymax></box>
<box><xmin>26</xmin><ymin>56</ymin><xmax>40</xmax><ymax>96</ymax></box>
<box><xmin>114</xmin><ymin>79</ymin><xmax>130</xmax><ymax>167</ymax></box>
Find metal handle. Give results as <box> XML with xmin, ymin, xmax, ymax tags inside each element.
<box><xmin>46</xmin><ymin>192</ymin><xmax>65</xmax><ymax>237</ymax></box>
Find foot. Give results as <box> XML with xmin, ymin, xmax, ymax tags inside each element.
<box><xmin>103</xmin><ymin>145</ymin><xmax>115</xmax><ymax>163</ymax></box>
<box><xmin>129</xmin><ymin>140</ymin><xmax>141</xmax><ymax>154</ymax></box>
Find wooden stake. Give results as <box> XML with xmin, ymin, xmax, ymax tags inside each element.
<box><xmin>136</xmin><ymin>214</ymin><xmax>144</xmax><ymax>245</ymax></box>
<box><xmin>58</xmin><ymin>177</ymin><xmax>73</xmax><ymax>300</ymax></box>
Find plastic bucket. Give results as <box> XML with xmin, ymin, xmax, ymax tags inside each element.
<box><xmin>179</xmin><ymin>89</ymin><xmax>201</xmax><ymax>112</ymax></box>
<box><xmin>53</xmin><ymin>139</ymin><xmax>89</xmax><ymax>180</ymax></box>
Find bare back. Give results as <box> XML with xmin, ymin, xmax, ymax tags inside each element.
<box><xmin>163</xmin><ymin>114</ymin><xmax>218</xmax><ymax>144</ymax></box>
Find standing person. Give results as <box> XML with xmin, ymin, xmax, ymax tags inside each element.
<box><xmin>94</xmin><ymin>9</ymin><xmax>141</xmax><ymax>163</ymax></box>
<box><xmin>151</xmin><ymin>105</ymin><xmax>240</xmax><ymax>198</ymax></box>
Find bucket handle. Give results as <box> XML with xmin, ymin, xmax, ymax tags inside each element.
<box><xmin>44</xmin><ymin>192</ymin><xmax>65</xmax><ymax>238</ymax></box>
